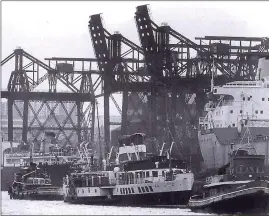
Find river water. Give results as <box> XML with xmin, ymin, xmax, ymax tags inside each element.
<box><xmin>1</xmin><ymin>192</ymin><xmax>214</xmax><ymax>215</ymax></box>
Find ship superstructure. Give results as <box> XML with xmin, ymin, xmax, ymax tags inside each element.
<box><xmin>198</xmin><ymin>57</ymin><xmax>269</xmax><ymax>169</ymax></box>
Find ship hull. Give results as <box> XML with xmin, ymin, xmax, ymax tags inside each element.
<box><xmin>115</xmin><ymin>190</ymin><xmax>191</xmax><ymax>206</ymax></box>
<box><xmin>198</xmin><ymin>127</ymin><xmax>269</xmax><ymax>170</ymax></box>
<box><xmin>1</xmin><ymin>163</ymin><xmax>72</xmax><ymax>191</ymax></box>
<box><xmin>189</xmin><ymin>187</ymin><xmax>269</xmax><ymax>214</ymax></box>
<box><xmin>65</xmin><ymin>190</ymin><xmax>191</xmax><ymax>206</ymax></box>
<box><xmin>9</xmin><ymin>191</ymin><xmax>63</xmax><ymax>201</ymax></box>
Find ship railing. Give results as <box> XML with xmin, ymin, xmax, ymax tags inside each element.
<box><xmin>68</xmin><ymin>176</ymin><xmax>117</xmax><ymax>188</ymax></box>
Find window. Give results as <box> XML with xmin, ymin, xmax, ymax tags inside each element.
<box><xmin>149</xmin><ymin>186</ymin><xmax>153</xmax><ymax>192</ymax></box>
<box><xmin>88</xmin><ymin>188</ymin><xmax>90</xmax><ymax>193</ymax></box>
<box><xmin>255</xmin><ymin>110</ymin><xmax>258</xmax><ymax>114</ymax></box>
<box><xmin>261</xmin><ymin>111</ymin><xmax>263</xmax><ymax>114</ymax></box>
<box><xmin>152</xmin><ymin>171</ymin><xmax>158</xmax><ymax>177</ymax></box>
<box><xmin>243</xmin><ymin>97</ymin><xmax>245</xmax><ymax>101</ymax></box>
<box><xmin>262</xmin><ymin>98</ymin><xmax>265</xmax><ymax>101</ymax></box>
<box><xmin>248</xmin><ymin>97</ymin><xmax>250</xmax><ymax>101</ymax></box>
<box><xmin>128</xmin><ymin>188</ymin><xmax>131</xmax><ymax>194</ymax></box>
<box><xmin>141</xmin><ymin>187</ymin><xmax>145</xmax><ymax>193</ymax></box>
<box><xmin>232</xmin><ymin>124</ymin><xmax>235</xmax><ymax>127</ymax></box>
<box><xmin>146</xmin><ymin>171</ymin><xmax>149</xmax><ymax>177</ymax></box>
<box><xmin>82</xmin><ymin>189</ymin><xmax>84</xmax><ymax>193</ymax></box>
<box><xmin>162</xmin><ymin>171</ymin><xmax>165</xmax><ymax>177</ymax></box>
<box><xmin>230</xmin><ymin>110</ymin><xmax>233</xmax><ymax>114</ymax></box>
<box><xmin>138</xmin><ymin>187</ymin><xmax>141</xmax><ymax>193</ymax></box>
<box><xmin>131</xmin><ymin>188</ymin><xmax>134</xmax><ymax>193</ymax></box>
<box><xmin>240</xmin><ymin>110</ymin><xmax>243</xmax><ymax>114</ymax></box>
<box><xmin>95</xmin><ymin>189</ymin><xmax>97</xmax><ymax>193</ymax></box>
<box><xmin>145</xmin><ymin>186</ymin><xmax>149</xmax><ymax>192</ymax></box>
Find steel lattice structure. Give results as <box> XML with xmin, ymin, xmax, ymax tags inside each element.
<box><xmin>1</xmin><ymin>49</ymin><xmax>95</xmax><ymax>146</ymax></box>
<box><xmin>1</xmin><ymin>5</ymin><xmax>268</xmax><ymax>165</ymax></box>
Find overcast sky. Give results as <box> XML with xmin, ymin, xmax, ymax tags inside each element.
<box><xmin>2</xmin><ymin>1</ymin><xmax>269</xmax><ymax>115</ymax></box>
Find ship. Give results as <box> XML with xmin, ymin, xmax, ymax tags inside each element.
<box><xmin>1</xmin><ymin>132</ymin><xmax>81</xmax><ymax>191</ymax></box>
<box><xmin>188</xmin><ymin>132</ymin><xmax>269</xmax><ymax>213</ymax></box>
<box><xmin>198</xmin><ymin>56</ymin><xmax>269</xmax><ymax>171</ymax></box>
<box><xmin>63</xmin><ymin>133</ymin><xmax>194</xmax><ymax>206</ymax></box>
<box><xmin>8</xmin><ymin>161</ymin><xmax>63</xmax><ymax>200</ymax></box>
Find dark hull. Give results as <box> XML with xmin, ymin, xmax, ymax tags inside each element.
<box><xmin>66</xmin><ymin>190</ymin><xmax>191</xmax><ymax>206</ymax></box>
<box><xmin>1</xmin><ymin>163</ymin><xmax>72</xmax><ymax>191</ymax></box>
<box><xmin>9</xmin><ymin>192</ymin><xmax>63</xmax><ymax>201</ymax></box>
<box><xmin>190</xmin><ymin>190</ymin><xmax>269</xmax><ymax>214</ymax></box>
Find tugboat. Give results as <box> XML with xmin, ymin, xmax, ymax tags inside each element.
<box><xmin>188</xmin><ymin>128</ymin><xmax>269</xmax><ymax>213</ymax></box>
<box><xmin>2</xmin><ymin>131</ymin><xmax>80</xmax><ymax>191</ymax></box>
<box><xmin>63</xmin><ymin>133</ymin><xmax>194</xmax><ymax>206</ymax></box>
<box><xmin>8</xmin><ymin>153</ymin><xmax>63</xmax><ymax>200</ymax></box>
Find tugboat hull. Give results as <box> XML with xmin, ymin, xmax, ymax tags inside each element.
<box><xmin>189</xmin><ymin>187</ymin><xmax>269</xmax><ymax>214</ymax></box>
<box><xmin>9</xmin><ymin>187</ymin><xmax>63</xmax><ymax>201</ymax></box>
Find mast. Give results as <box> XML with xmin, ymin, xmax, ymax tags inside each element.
<box><xmin>211</xmin><ymin>59</ymin><xmax>215</xmax><ymax>92</ymax></box>
<box><xmin>29</xmin><ymin>140</ymin><xmax>33</xmax><ymax>164</ymax></box>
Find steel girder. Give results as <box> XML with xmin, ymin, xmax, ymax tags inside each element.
<box><xmin>195</xmin><ymin>36</ymin><xmax>269</xmax><ymax>80</ymax></box>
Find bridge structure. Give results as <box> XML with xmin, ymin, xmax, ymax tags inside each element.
<box><xmin>1</xmin><ymin>4</ymin><xmax>269</xmax><ymax>163</ymax></box>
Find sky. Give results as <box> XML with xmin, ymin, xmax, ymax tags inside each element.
<box><xmin>2</xmin><ymin>1</ymin><xmax>269</xmax><ymax>115</ymax></box>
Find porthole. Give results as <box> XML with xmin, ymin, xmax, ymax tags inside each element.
<box><xmin>230</xmin><ymin>110</ymin><xmax>233</xmax><ymax>114</ymax></box>
<box><xmin>261</xmin><ymin>111</ymin><xmax>263</xmax><ymax>114</ymax></box>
